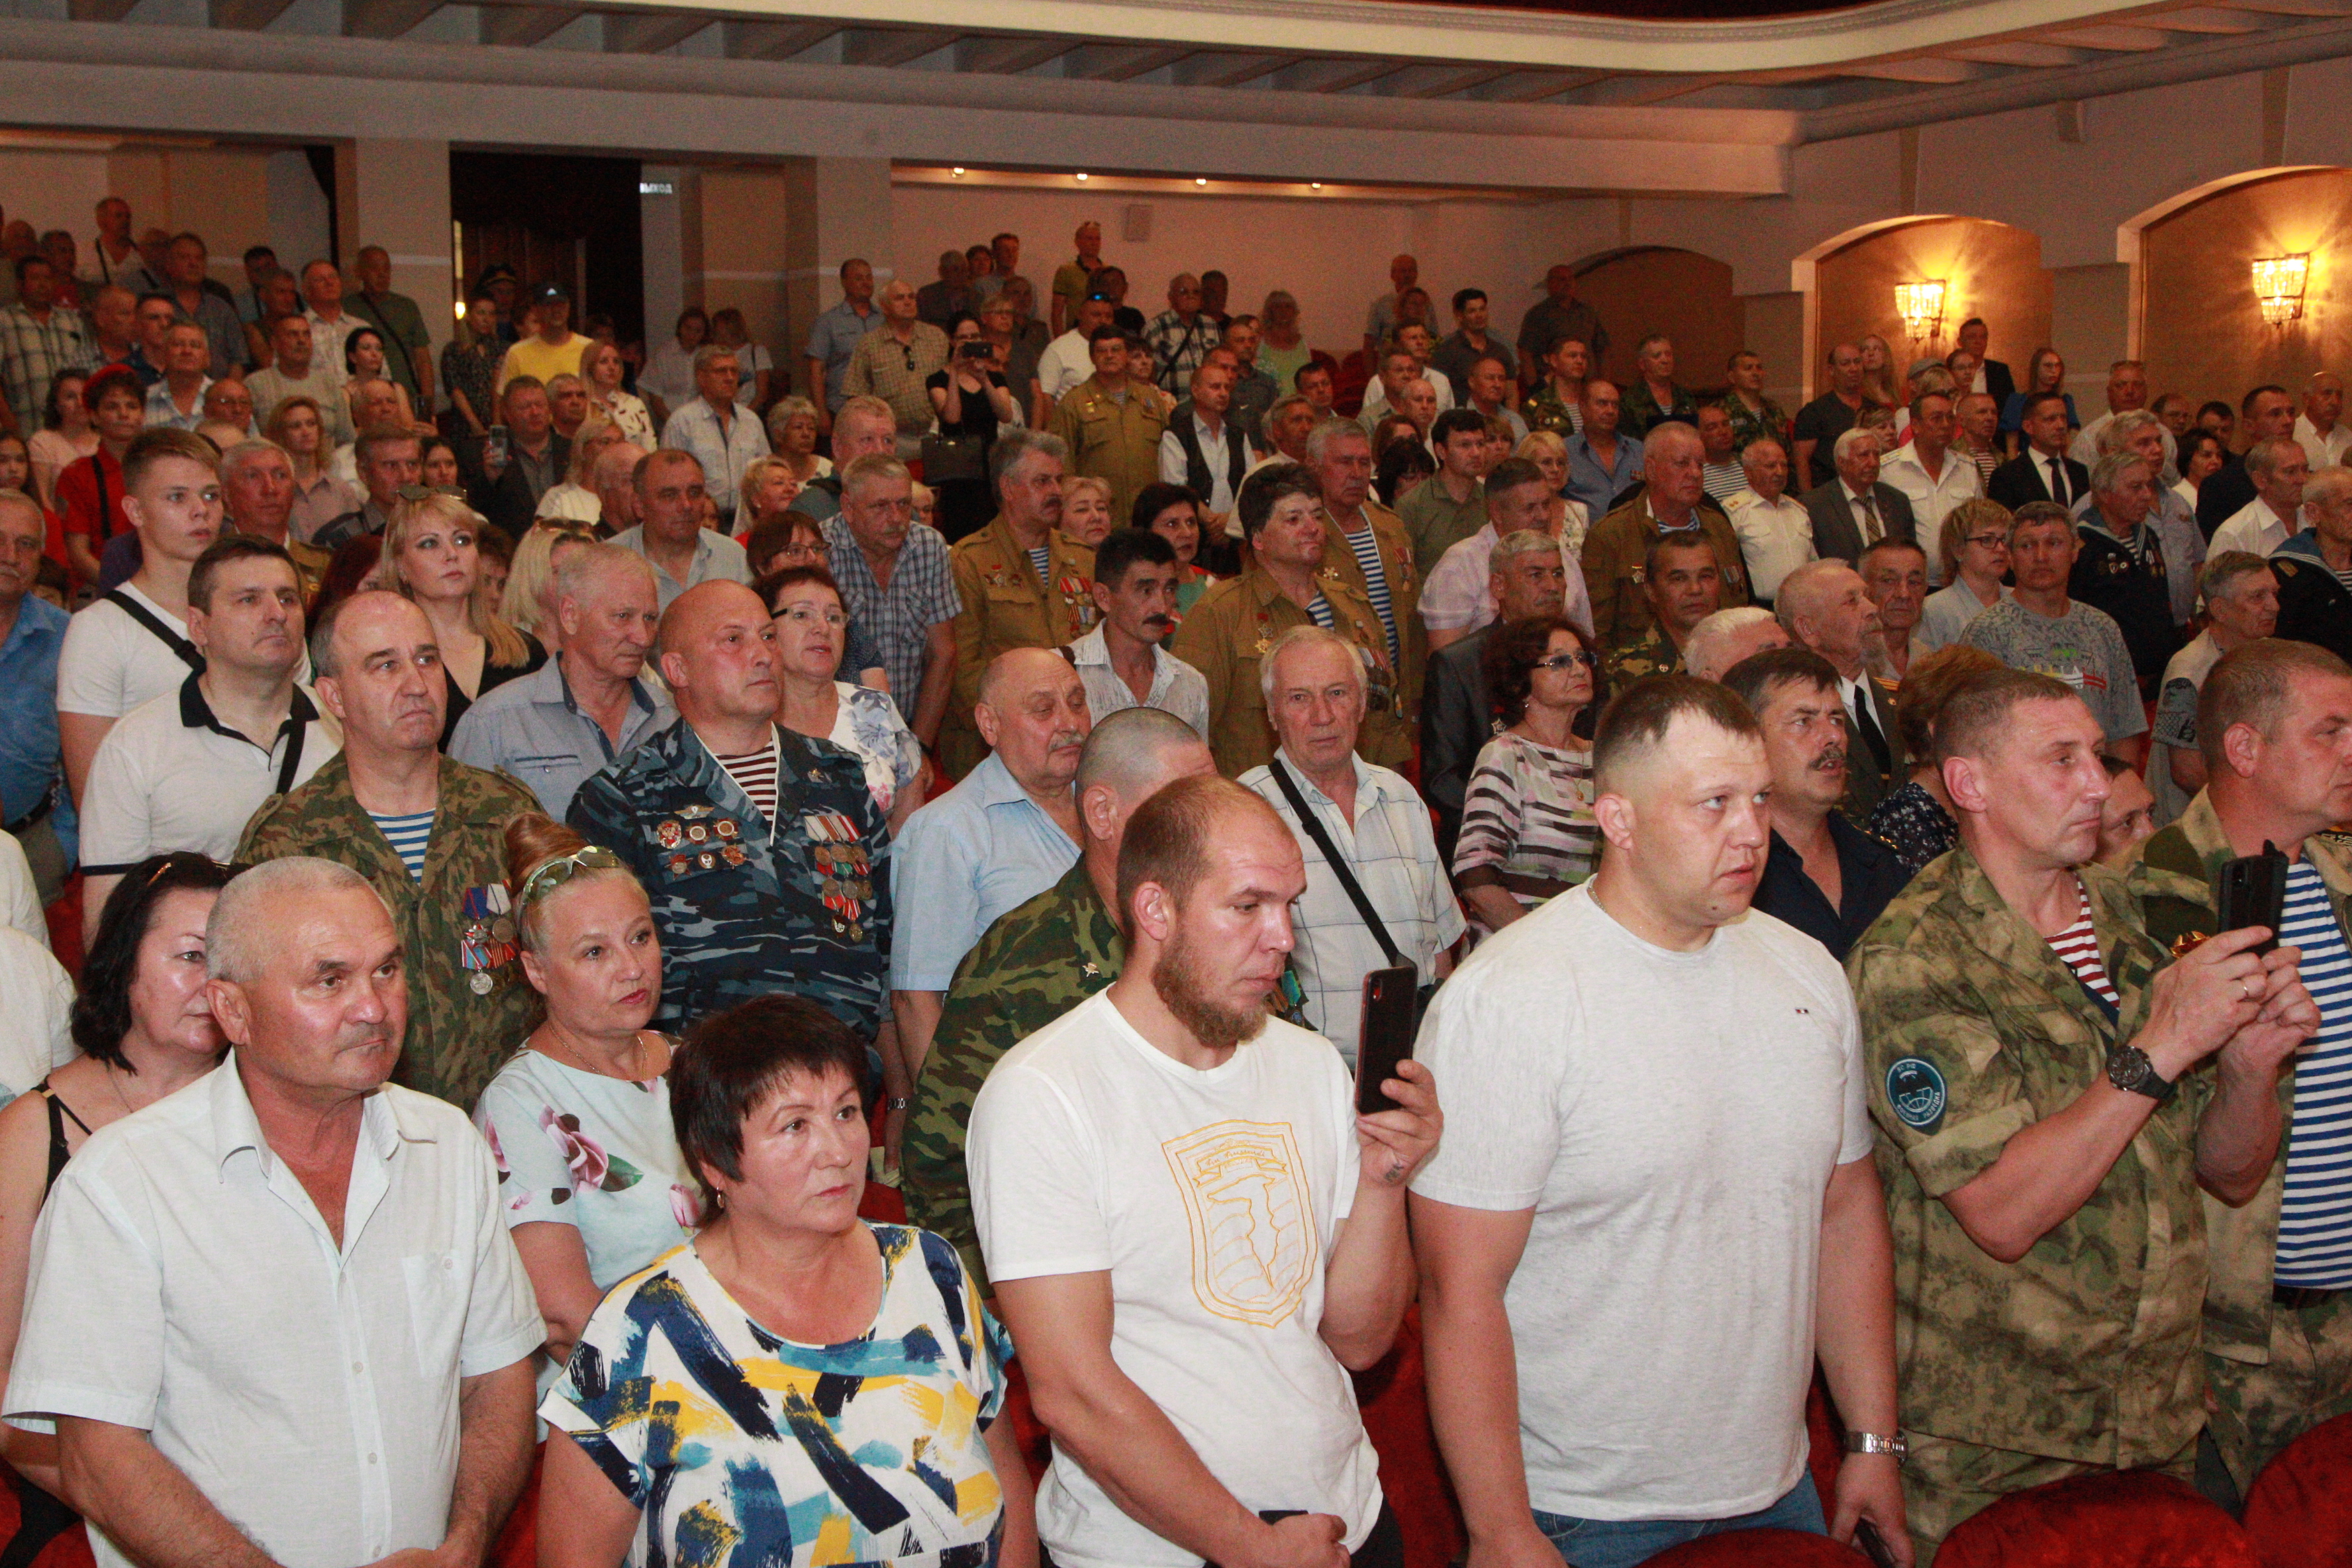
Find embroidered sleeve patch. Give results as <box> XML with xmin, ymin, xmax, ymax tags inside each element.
<box><xmin>1885</xmin><ymin>1057</ymin><xmax>1948</xmax><ymax>1134</ymax></box>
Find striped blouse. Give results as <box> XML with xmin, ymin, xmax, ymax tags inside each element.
<box><xmin>1451</xmin><ymin>731</ymin><xmax>1600</xmax><ymax>923</ymax></box>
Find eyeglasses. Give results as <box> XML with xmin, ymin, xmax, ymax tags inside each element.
<box><xmin>516</xmin><ymin>845</ymin><xmax>625</xmax><ymax>912</ymax></box>
<box><xmin>1964</xmin><ymin>534</ymin><xmax>2010</xmax><ymax>550</ymax></box>
<box><xmin>1534</xmin><ymin>651</ymin><xmax>1597</xmax><ymax>673</ymax></box>
<box><xmin>774</xmin><ymin>603</ymin><xmax>848</xmax><ymax>628</ymax></box>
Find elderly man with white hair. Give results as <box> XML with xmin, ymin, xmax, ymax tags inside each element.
<box><xmin>2081</xmin><ymin>411</ymin><xmax>2204</xmax><ymax>628</ymax></box>
<box><xmin>658</xmin><ymin>342</ymin><xmax>769</xmax><ymax>523</ymax></box>
<box><xmin>5</xmin><ymin>855</ymin><xmax>542</xmax><ymax>1568</ymax></box>
<box><xmin>1722</xmin><ymin>436</ymin><xmax>1814</xmax><ymax>607</ymax></box>
<box><xmin>1802</xmin><ymin>426</ymin><xmax>1917</xmax><ymax>565</ymax></box>
<box><xmin>1240</xmin><ymin>624</ymin><xmax>1463</xmax><ymax>1069</ymax></box>
<box><xmin>1777</xmin><ymin>557</ymin><xmax>1903</xmax><ymax>822</ymax></box>
<box><xmin>1685</xmin><ymin>605</ymin><xmax>1790</xmax><ymax>682</ymax></box>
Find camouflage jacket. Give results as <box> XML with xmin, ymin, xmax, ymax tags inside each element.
<box><xmin>1724</xmin><ymin>393</ymin><xmax>1791</xmax><ymax>455</ymax></box>
<box><xmin>2130</xmin><ymin>790</ymin><xmax>2352</xmax><ymax>1365</ymax></box>
<box><xmin>1602</xmin><ymin>621</ymin><xmax>1683</xmax><ymax>689</ymax></box>
<box><xmin>567</xmin><ymin>718</ymin><xmax>893</xmax><ymax>1041</ymax></box>
<box><xmin>1524</xmin><ymin>383</ymin><xmax>1579</xmax><ymax>440</ymax></box>
<box><xmin>1847</xmin><ymin>848</ymin><xmax>2211</xmax><ymax>1467</ymax></box>
<box><xmin>902</xmin><ymin>859</ymin><xmax>1124</xmax><ymax>1287</ymax></box>
<box><xmin>236</xmin><ymin>752</ymin><xmax>543</xmax><ymax>1110</ymax></box>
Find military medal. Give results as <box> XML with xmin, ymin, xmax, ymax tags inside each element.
<box><xmin>470</xmin><ymin>972</ymin><xmax>493</xmax><ymax>995</ymax></box>
<box><xmin>656</xmin><ymin>820</ymin><xmax>683</xmax><ymax>849</ymax></box>
<box><xmin>458</xmin><ymin>885</ymin><xmax>518</xmax><ymax>991</ymax></box>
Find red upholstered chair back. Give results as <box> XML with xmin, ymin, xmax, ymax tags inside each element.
<box><xmin>2239</xmin><ymin>1411</ymin><xmax>2352</xmax><ymax>1568</ymax></box>
<box><xmin>1936</xmin><ymin>1471</ymin><xmax>2259</xmax><ymax>1567</ymax></box>
<box><xmin>1643</xmin><ymin>1527</ymin><xmax>1868</xmax><ymax>1565</ymax></box>
<box><xmin>1332</xmin><ymin>351</ymin><xmax>1372</xmax><ymax>418</ymax></box>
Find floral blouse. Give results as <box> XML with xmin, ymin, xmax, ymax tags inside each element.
<box><xmin>827</xmin><ymin>681</ymin><xmax>924</xmax><ymax>820</ymax></box>
<box><xmin>1864</xmin><ymin>780</ymin><xmax>1961</xmax><ymax>877</ymax></box>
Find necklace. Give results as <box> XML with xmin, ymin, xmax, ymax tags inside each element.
<box><xmin>103</xmin><ymin>1061</ymin><xmax>138</xmax><ymax>1119</ymax></box>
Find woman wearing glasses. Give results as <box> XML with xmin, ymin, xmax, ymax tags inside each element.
<box><xmin>763</xmin><ymin>564</ymin><xmax>924</xmax><ymax>835</ymax></box>
<box><xmin>0</xmin><ymin>854</ymin><xmax>234</xmax><ymax>1555</ymax></box>
<box><xmin>366</xmin><ymin>489</ymin><xmax>546</xmax><ymax>746</ymax></box>
<box><xmin>1451</xmin><ymin>616</ymin><xmax>1604</xmax><ymax>936</ymax></box>
<box><xmin>473</xmin><ymin>814</ymin><xmax>697</xmax><ymax>1384</ymax></box>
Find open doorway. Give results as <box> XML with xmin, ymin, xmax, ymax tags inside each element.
<box><xmin>450</xmin><ymin>151</ymin><xmax>645</xmax><ymax>348</ymax></box>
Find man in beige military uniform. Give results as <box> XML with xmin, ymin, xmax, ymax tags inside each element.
<box><xmin>944</xmin><ymin>432</ymin><xmax>1099</xmax><ymax>781</ymax></box>
<box><xmin>1583</xmin><ymin>422</ymin><xmax>1750</xmax><ymax>648</ymax></box>
<box><xmin>2132</xmin><ymin>638</ymin><xmax>2352</xmax><ymax>1498</ymax></box>
<box><xmin>1173</xmin><ymin>462</ymin><xmax>1397</xmax><ymax>777</ymax></box>
<box><xmin>1848</xmin><ymin>666</ymin><xmax>2316</xmax><ymax>1563</ymax></box>
<box><xmin>1048</xmin><ymin>326</ymin><xmax>1165</xmax><ymax>526</ymax></box>
<box><xmin>1308</xmin><ymin>418</ymin><xmax>1421</xmax><ymax>752</ymax></box>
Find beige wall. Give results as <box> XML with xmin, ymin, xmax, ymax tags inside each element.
<box><xmin>105</xmin><ymin>144</ymin><xmax>275</xmax><ymax>288</ymax></box>
<box><xmin>335</xmin><ymin>138</ymin><xmax>454</xmax><ymax>348</ymax></box>
<box><xmin>1571</xmin><ymin>246</ymin><xmax>1741</xmax><ymax>391</ymax></box>
<box><xmin>1810</xmin><ymin>217</ymin><xmax>2051</xmax><ymax>400</ymax></box>
<box><xmin>683</xmin><ymin>166</ymin><xmax>793</xmax><ymax>378</ymax></box>
<box><xmin>2137</xmin><ymin>167</ymin><xmax>2352</xmax><ymax>414</ymax></box>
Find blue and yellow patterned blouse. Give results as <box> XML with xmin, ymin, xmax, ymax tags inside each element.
<box><xmin>543</xmin><ymin>1224</ymin><xmax>1011</xmax><ymax>1568</ymax></box>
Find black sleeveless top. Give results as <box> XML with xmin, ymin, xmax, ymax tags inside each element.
<box><xmin>32</xmin><ymin>1079</ymin><xmax>91</xmax><ymax>1199</ymax></box>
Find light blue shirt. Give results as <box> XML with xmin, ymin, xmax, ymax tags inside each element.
<box><xmin>1564</xmin><ymin>430</ymin><xmax>1643</xmax><ymax>529</ymax></box>
<box><xmin>658</xmin><ymin>397</ymin><xmax>770</xmax><ymax>518</ymax></box>
<box><xmin>888</xmin><ymin>751</ymin><xmax>1080</xmax><ymax>991</ymax></box>
<box><xmin>609</xmin><ymin>523</ymin><xmax>752</xmax><ymax>613</ymax></box>
<box><xmin>144</xmin><ymin>377</ymin><xmax>212</xmax><ymax>432</ymax></box>
<box><xmin>448</xmin><ymin>657</ymin><xmax>675</xmax><ymax>821</ymax></box>
<box><xmin>805</xmin><ymin>298</ymin><xmax>885</xmax><ymax>413</ymax></box>
<box><xmin>0</xmin><ymin>594</ymin><xmax>73</xmax><ymax>861</ymax></box>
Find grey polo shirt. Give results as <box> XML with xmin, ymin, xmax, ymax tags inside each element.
<box><xmin>609</xmin><ymin>523</ymin><xmax>752</xmax><ymax>612</ymax></box>
<box><xmin>447</xmin><ymin>658</ymin><xmax>675</xmax><ymax>820</ymax></box>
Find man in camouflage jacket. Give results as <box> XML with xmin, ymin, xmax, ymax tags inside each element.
<box><xmin>237</xmin><ymin>592</ymin><xmax>541</xmax><ymax>1110</ymax></box>
<box><xmin>1845</xmin><ymin>668</ymin><xmax>2314</xmax><ymax>1562</ymax></box>
<box><xmin>902</xmin><ymin>707</ymin><xmax>1214</xmax><ymax>1286</ymax></box>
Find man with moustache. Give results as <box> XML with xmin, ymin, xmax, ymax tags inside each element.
<box><xmin>1728</xmin><ymin>647</ymin><xmax>1912</xmax><ymax>960</ymax></box>
<box><xmin>235</xmin><ymin>590</ymin><xmax>541</xmax><ymax>1111</ymax></box>
<box><xmin>1065</xmin><ymin>528</ymin><xmax>1209</xmax><ymax>736</ymax></box>
<box><xmin>5</xmin><ymin>856</ymin><xmax>542</xmax><ymax>1568</ymax></box>
<box><xmin>970</xmin><ymin>773</ymin><xmax>1442</xmax><ymax>1568</ymax></box>
<box><xmin>568</xmin><ymin>579</ymin><xmax>892</xmax><ymax>1044</ymax></box>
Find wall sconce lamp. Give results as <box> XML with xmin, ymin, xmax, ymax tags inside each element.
<box><xmin>2252</xmin><ymin>254</ymin><xmax>2309</xmax><ymax>326</ymax></box>
<box><xmin>1894</xmin><ymin>280</ymin><xmax>1947</xmax><ymax>342</ymax></box>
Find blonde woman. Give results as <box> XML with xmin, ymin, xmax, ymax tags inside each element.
<box><xmin>536</xmin><ymin>416</ymin><xmax>622</xmax><ymax>526</ymax></box>
<box><xmin>1059</xmin><ymin>474</ymin><xmax>1114</xmax><ymax>548</ymax></box>
<box><xmin>1858</xmin><ymin>333</ymin><xmax>1900</xmax><ymax>410</ymax></box>
<box><xmin>736</xmin><ymin>455</ymin><xmax>805</xmax><ymax>539</ymax></box>
<box><xmin>581</xmin><ymin>339</ymin><xmax>654</xmax><ymax>446</ymax></box>
<box><xmin>366</xmin><ymin>489</ymin><xmax>547</xmax><ymax>745</ymax></box>
<box><xmin>501</xmin><ymin>522</ymin><xmax>598</xmax><ymax>651</ymax></box>
<box><xmin>765</xmin><ymin>396</ymin><xmax>832</xmax><ymax>486</ymax></box>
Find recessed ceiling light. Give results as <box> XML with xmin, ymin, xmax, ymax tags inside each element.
<box><xmin>1075</xmin><ymin>172</ymin><xmax>1089</xmax><ymax>181</ymax></box>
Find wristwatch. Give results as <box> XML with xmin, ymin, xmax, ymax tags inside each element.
<box><xmin>1843</xmin><ymin>1432</ymin><xmax>1908</xmax><ymax>1462</ymax></box>
<box><xmin>2104</xmin><ymin>1044</ymin><xmax>2177</xmax><ymax>1104</ymax></box>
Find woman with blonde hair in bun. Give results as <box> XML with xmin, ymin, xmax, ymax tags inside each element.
<box><xmin>473</xmin><ymin>813</ymin><xmax>697</xmax><ymax>1381</ymax></box>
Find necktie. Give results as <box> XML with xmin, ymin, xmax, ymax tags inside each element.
<box><xmin>1851</xmin><ymin>686</ymin><xmax>1891</xmax><ymax>776</ymax></box>
<box><xmin>1856</xmin><ymin>491</ymin><xmax>1882</xmax><ymax>546</ymax></box>
<box><xmin>2046</xmin><ymin>457</ymin><xmax>2068</xmax><ymax>507</ymax></box>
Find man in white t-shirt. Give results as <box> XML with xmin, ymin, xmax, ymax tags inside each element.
<box><xmin>56</xmin><ymin>428</ymin><xmax>223</xmax><ymax>811</ymax></box>
<box><xmin>971</xmin><ymin>773</ymin><xmax>1441</xmax><ymax>1568</ymax></box>
<box><xmin>1411</xmin><ymin>675</ymin><xmax>1910</xmax><ymax>1567</ymax></box>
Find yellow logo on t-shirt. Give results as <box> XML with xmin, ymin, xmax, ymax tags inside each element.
<box><xmin>1161</xmin><ymin>1120</ymin><xmax>1318</xmax><ymax>1328</ymax></box>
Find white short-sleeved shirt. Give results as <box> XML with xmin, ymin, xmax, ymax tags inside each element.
<box><xmin>0</xmin><ymin>927</ymin><xmax>74</xmax><ymax>1104</ymax></box>
<box><xmin>1410</xmin><ymin>885</ymin><xmax>1873</xmax><ymax>1522</ymax></box>
<box><xmin>54</xmin><ymin>583</ymin><xmax>202</xmax><ymax>721</ymax></box>
<box><xmin>1722</xmin><ymin>490</ymin><xmax>1818</xmax><ymax>604</ymax></box>
<box><xmin>79</xmin><ymin>677</ymin><xmax>340</xmax><ymax>875</ymax></box>
<box><xmin>5</xmin><ymin>1059</ymin><xmax>544</xmax><ymax>1568</ymax></box>
<box><xmin>1418</xmin><ymin>522</ymin><xmax>1594</xmax><ymax>638</ymax></box>
<box><xmin>0</xmin><ymin>830</ymin><xmax>40</xmax><ymax>942</ymax></box>
<box><xmin>969</xmin><ymin>991</ymin><xmax>1380</xmax><ymax>1568</ymax></box>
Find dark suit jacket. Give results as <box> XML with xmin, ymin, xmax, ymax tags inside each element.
<box><xmin>1838</xmin><ymin>672</ymin><xmax>1908</xmax><ymax>826</ymax></box>
<box><xmin>1420</xmin><ymin>626</ymin><xmax>1496</xmax><ymax>865</ymax></box>
<box><xmin>1986</xmin><ymin>450</ymin><xmax>2090</xmax><ymax>513</ymax></box>
<box><xmin>2196</xmin><ymin>458</ymin><xmax>2257</xmax><ymax>541</ymax></box>
<box><xmin>466</xmin><ymin>431</ymin><xmax>573</xmax><ymax>540</ymax></box>
<box><xmin>1800</xmin><ymin>479</ymin><xmax>1916</xmax><ymax>563</ymax></box>
<box><xmin>1981</xmin><ymin>358</ymin><xmax>2017</xmax><ymax>410</ymax></box>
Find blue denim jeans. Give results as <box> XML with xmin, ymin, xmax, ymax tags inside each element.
<box><xmin>1532</xmin><ymin>1474</ymin><xmax>1827</xmax><ymax>1568</ymax></box>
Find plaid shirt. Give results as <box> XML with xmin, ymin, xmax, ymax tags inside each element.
<box><xmin>0</xmin><ymin>304</ymin><xmax>88</xmax><ymax>432</ymax></box>
<box><xmin>1144</xmin><ymin>311</ymin><xmax>1220</xmax><ymax>392</ymax></box>
<box><xmin>843</xmin><ymin>322</ymin><xmax>950</xmax><ymax>435</ymax></box>
<box><xmin>823</xmin><ymin>517</ymin><xmax>960</xmax><ymax>722</ymax></box>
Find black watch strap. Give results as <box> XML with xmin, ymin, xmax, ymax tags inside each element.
<box><xmin>2106</xmin><ymin>1045</ymin><xmax>2177</xmax><ymax>1103</ymax></box>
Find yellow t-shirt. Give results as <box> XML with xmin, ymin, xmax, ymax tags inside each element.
<box><xmin>495</xmin><ymin>333</ymin><xmax>589</xmax><ymax>394</ymax></box>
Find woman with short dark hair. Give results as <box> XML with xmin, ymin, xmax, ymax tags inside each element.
<box><xmin>538</xmin><ymin>994</ymin><xmax>1037</xmax><ymax>1568</ymax></box>
<box><xmin>1453</xmin><ymin>616</ymin><xmax>1603</xmax><ymax>934</ymax></box>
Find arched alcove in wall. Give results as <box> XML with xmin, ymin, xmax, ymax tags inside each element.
<box><xmin>1571</xmin><ymin>246</ymin><xmax>1739</xmax><ymax>390</ymax></box>
<box><xmin>1794</xmin><ymin>217</ymin><xmax>2050</xmax><ymax>402</ymax></box>
<box><xmin>2120</xmin><ymin>166</ymin><xmax>2352</xmax><ymax>409</ymax></box>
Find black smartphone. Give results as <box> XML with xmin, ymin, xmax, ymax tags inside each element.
<box><xmin>1355</xmin><ymin>963</ymin><xmax>1418</xmax><ymax>1116</ymax></box>
<box><xmin>957</xmin><ymin>340</ymin><xmax>993</xmax><ymax>360</ymax></box>
<box><xmin>2217</xmin><ymin>840</ymin><xmax>2290</xmax><ymax>956</ymax></box>
<box><xmin>1853</xmin><ymin>1520</ymin><xmax>1900</xmax><ymax>1568</ymax></box>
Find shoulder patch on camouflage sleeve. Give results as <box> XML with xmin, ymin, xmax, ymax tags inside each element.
<box><xmin>1885</xmin><ymin>1056</ymin><xmax>1947</xmax><ymax>1134</ymax></box>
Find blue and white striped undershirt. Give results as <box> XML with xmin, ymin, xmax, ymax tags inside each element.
<box><xmin>1306</xmin><ymin>593</ymin><xmax>1334</xmax><ymax>630</ymax></box>
<box><xmin>2277</xmin><ymin>857</ymin><xmax>2352</xmax><ymax>1288</ymax></box>
<box><xmin>1026</xmin><ymin>545</ymin><xmax>1052</xmax><ymax>587</ymax></box>
<box><xmin>368</xmin><ymin>809</ymin><xmax>435</xmax><ymax>882</ymax></box>
<box><xmin>1340</xmin><ymin>520</ymin><xmax>1398</xmax><ymax>663</ymax></box>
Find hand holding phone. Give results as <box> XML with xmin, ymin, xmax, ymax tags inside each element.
<box><xmin>2218</xmin><ymin>840</ymin><xmax>2290</xmax><ymax>956</ymax></box>
<box><xmin>1354</xmin><ymin>965</ymin><xmax>1417</xmax><ymax>1116</ymax></box>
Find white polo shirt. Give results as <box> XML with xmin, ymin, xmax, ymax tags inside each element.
<box><xmin>0</xmin><ymin>926</ymin><xmax>72</xmax><ymax>1103</ymax></box>
<box><xmin>6</xmin><ymin>1058</ymin><xmax>543</xmax><ymax>1568</ymax></box>
<box><xmin>79</xmin><ymin>675</ymin><xmax>340</xmax><ymax>875</ymax></box>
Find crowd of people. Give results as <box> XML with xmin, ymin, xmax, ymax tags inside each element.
<box><xmin>0</xmin><ymin>197</ymin><xmax>2345</xmax><ymax>1568</ymax></box>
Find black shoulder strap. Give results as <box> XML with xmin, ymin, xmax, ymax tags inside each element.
<box><xmin>1269</xmin><ymin>758</ymin><xmax>1404</xmax><ymax>969</ymax></box>
<box><xmin>102</xmin><ymin>590</ymin><xmax>205</xmax><ymax>673</ymax></box>
<box><xmin>275</xmin><ymin>707</ymin><xmax>310</xmax><ymax>798</ymax></box>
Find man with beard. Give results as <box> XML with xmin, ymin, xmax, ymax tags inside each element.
<box><xmin>1065</xmin><ymin>528</ymin><xmax>1209</xmax><ymax>736</ymax></box>
<box><xmin>970</xmin><ymin>772</ymin><xmax>1442</xmax><ymax>1568</ymax></box>
<box><xmin>891</xmin><ymin>648</ymin><xmax>1092</xmax><ymax>1118</ymax></box>
<box><xmin>1413</xmin><ymin>676</ymin><xmax>1909</xmax><ymax>1564</ymax></box>
<box><xmin>1727</xmin><ymin>647</ymin><xmax>1912</xmax><ymax>959</ymax></box>
<box><xmin>1240</xmin><ymin>626</ymin><xmax>1461</xmax><ymax>1071</ymax></box>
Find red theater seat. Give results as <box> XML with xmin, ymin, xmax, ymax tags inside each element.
<box><xmin>1351</xmin><ymin>1305</ymin><xmax>1463</xmax><ymax>1568</ymax></box>
<box><xmin>1644</xmin><ymin>1528</ymin><xmax>1868</xmax><ymax>1565</ymax></box>
<box><xmin>2239</xmin><ymin>1412</ymin><xmax>2352</xmax><ymax>1568</ymax></box>
<box><xmin>1936</xmin><ymin>1470</ymin><xmax>2258</xmax><ymax>1568</ymax></box>
<box><xmin>490</xmin><ymin>1442</ymin><xmax>544</xmax><ymax>1568</ymax></box>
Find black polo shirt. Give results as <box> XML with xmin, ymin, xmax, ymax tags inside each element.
<box><xmin>1752</xmin><ymin>814</ymin><xmax>1914</xmax><ymax>961</ymax></box>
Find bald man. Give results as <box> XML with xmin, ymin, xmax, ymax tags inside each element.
<box><xmin>889</xmin><ymin>646</ymin><xmax>1094</xmax><ymax>1114</ymax></box>
<box><xmin>569</xmin><ymin>579</ymin><xmax>894</xmax><ymax>1044</ymax></box>
<box><xmin>904</xmin><ymin>707</ymin><xmax>1216</xmax><ymax>1279</ymax></box>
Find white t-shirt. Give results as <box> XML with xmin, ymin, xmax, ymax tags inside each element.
<box><xmin>969</xmin><ymin>990</ymin><xmax>1381</xmax><ymax>1568</ymax></box>
<box><xmin>0</xmin><ymin>926</ymin><xmax>74</xmax><ymax>1104</ymax></box>
<box><xmin>55</xmin><ymin>583</ymin><xmax>202</xmax><ymax>720</ymax></box>
<box><xmin>0</xmin><ymin>830</ymin><xmax>41</xmax><ymax>943</ymax></box>
<box><xmin>1410</xmin><ymin>884</ymin><xmax>1873</xmax><ymax>1522</ymax></box>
